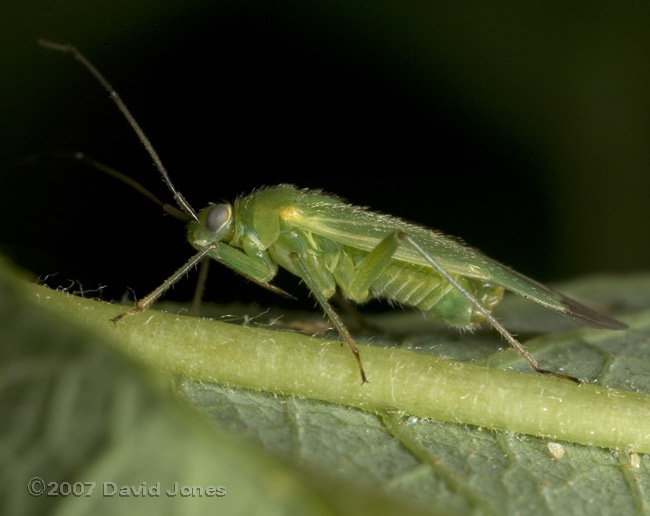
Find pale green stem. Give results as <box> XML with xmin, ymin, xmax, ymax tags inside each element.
<box><xmin>25</xmin><ymin>281</ymin><xmax>650</xmax><ymax>453</ymax></box>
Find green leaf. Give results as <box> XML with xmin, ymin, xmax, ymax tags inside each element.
<box><xmin>3</xmin><ymin>255</ymin><xmax>650</xmax><ymax>515</ymax></box>
<box><xmin>0</xmin><ymin>257</ymin><xmax>429</xmax><ymax>516</ymax></box>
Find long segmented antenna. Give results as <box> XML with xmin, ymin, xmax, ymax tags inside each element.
<box><xmin>71</xmin><ymin>152</ymin><xmax>191</xmax><ymax>221</ymax></box>
<box><xmin>38</xmin><ymin>39</ymin><xmax>199</xmax><ymax>222</ymax></box>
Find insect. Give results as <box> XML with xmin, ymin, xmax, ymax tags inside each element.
<box><xmin>39</xmin><ymin>40</ymin><xmax>627</xmax><ymax>384</ymax></box>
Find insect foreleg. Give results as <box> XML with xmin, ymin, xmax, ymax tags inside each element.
<box><xmin>204</xmin><ymin>244</ymin><xmax>292</xmax><ymax>298</ymax></box>
<box><xmin>113</xmin><ymin>244</ymin><xmax>217</xmax><ymax>322</ymax></box>
<box><xmin>115</xmin><ymin>242</ymin><xmax>287</xmax><ymax>322</ymax></box>
<box><xmin>396</xmin><ymin>232</ymin><xmax>581</xmax><ymax>384</ymax></box>
<box><xmin>290</xmin><ymin>252</ymin><xmax>368</xmax><ymax>384</ymax></box>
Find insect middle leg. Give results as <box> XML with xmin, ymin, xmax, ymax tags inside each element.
<box><xmin>288</xmin><ymin>231</ymin><xmax>416</xmax><ymax>383</ymax></box>
<box><xmin>190</xmin><ymin>257</ymin><xmax>211</xmax><ymax>317</ymax></box>
<box><xmin>290</xmin><ymin>252</ymin><xmax>368</xmax><ymax>383</ymax></box>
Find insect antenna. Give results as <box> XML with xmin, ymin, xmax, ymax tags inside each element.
<box><xmin>38</xmin><ymin>39</ymin><xmax>199</xmax><ymax>223</ymax></box>
<box><xmin>72</xmin><ymin>152</ymin><xmax>191</xmax><ymax>221</ymax></box>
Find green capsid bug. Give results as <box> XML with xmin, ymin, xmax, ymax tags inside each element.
<box><xmin>39</xmin><ymin>40</ymin><xmax>627</xmax><ymax>384</ymax></box>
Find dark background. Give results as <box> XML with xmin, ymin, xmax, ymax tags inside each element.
<box><xmin>1</xmin><ymin>1</ymin><xmax>649</xmax><ymax>307</ymax></box>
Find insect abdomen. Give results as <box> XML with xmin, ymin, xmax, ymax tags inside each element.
<box><xmin>370</xmin><ymin>262</ymin><xmax>504</xmax><ymax>327</ymax></box>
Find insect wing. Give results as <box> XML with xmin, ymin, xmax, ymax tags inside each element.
<box><xmin>288</xmin><ymin>197</ymin><xmax>626</xmax><ymax>330</ymax></box>
<box><xmin>287</xmin><ymin>200</ymin><xmax>475</xmax><ymax>271</ymax></box>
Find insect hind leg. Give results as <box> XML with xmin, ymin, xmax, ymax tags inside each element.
<box><xmin>395</xmin><ymin>232</ymin><xmax>581</xmax><ymax>384</ymax></box>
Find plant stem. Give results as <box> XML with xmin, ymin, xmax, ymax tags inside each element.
<box><xmin>25</xmin><ymin>281</ymin><xmax>650</xmax><ymax>453</ymax></box>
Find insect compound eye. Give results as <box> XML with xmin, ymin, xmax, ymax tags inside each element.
<box><xmin>205</xmin><ymin>203</ymin><xmax>231</xmax><ymax>233</ymax></box>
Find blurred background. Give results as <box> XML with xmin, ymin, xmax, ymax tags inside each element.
<box><xmin>1</xmin><ymin>0</ymin><xmax>648</xmax><ymax>307</ymax></box>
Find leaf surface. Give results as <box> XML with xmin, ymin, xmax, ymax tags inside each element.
<box><xmin>3</xmin><ymin>258</ymin><xmax>650</xmax><ymax>515</ymax></box>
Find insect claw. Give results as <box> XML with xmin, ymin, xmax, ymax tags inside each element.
<box><xmin>352</xmin><ymin>350</ymin><xmax>368</xmax><ymax>383</ymax></box>
<box><xmin>112</xmin><ymin>312</ymin><xmax>131</xmax><ymax>324</ymax></box>
<box><xmin>112</xmin><ymin>306</ymin><xmax>142</xmax><ymax>324</ymax></box>
<box><xmin>536</xmin><ymin>368</ymin><xmax>582</xmax><ymax>385</ymax></box>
